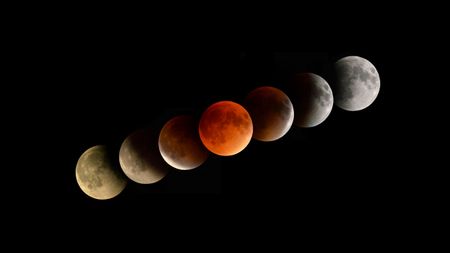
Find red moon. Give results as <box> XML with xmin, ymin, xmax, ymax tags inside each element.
<box><xmin>199</xmin><ymin>101</ymin><xmax>253</xmax><ymax>156</ymax></box>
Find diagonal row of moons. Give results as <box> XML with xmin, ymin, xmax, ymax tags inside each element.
<box><xmin>75</xmin><ymin>55</ymin><xmax>381</xmax><ymax>200</ymax></box>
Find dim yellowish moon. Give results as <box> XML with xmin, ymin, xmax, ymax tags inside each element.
<box><xmin>76</xmin><ymin>145</ymin><xmax>127</xmax><ymax>200</ymax></box>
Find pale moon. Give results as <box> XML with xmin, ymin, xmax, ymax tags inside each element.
<box><xmin>332</xmin><ymin>56</ymin><xmax>380</xmax><ymax>111</ymax></box>
<box><xmin>159</xmin><ymin>115</ymin><xmax>209</xmax><ymax>170</ymax></box>
<box><xmin>244</xmin><ymin>86</ymin><xmax>294</xmax><ymax>141</ymax></box>
<box><xmin>76</xmin><ymin>145</ymin><xmax>127</xmax><ymax>200</ymax></box>
<box><xmin>119</xmin><ymin>128</ymin><xmax>170</xmax><ymax>184</ymax></box>
<box><xmin>288</xmin><ymin>73</ymin><xmax>333</xmax><ymax>127</ymax></box>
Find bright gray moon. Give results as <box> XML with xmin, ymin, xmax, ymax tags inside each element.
<box><xmin>76</xmin><ymin>145</ymin><xmax>127</xmax><ymax>200</ymax></box>
<box><xmin>288</xmin><ymin>73</ymin><xmax>333</xmax><ymax>127</ymax></box>
<box><xmin>119</xmin><ymin>128</ymin><xmax>170</xmax><ymax>184</ymax></box>
<box><xmin>333</xmin><ymin>56</ymin><xmax>380</xmax><ymax>111</ymax></box>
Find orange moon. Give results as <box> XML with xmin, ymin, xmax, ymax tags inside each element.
<box><xmin>159</xmin><ymin>115</ymin><xmax>209</xmax><ymax>170</ymax></box>
<box><xmin>199</xmin><ymin>101</ymin><xmax>253</xmax><ymax>156</ymax></box>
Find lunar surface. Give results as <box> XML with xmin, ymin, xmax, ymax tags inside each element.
<box><xmin>244</xmin><ymin>86</ymin><xmax>294</xmax><ymax>141</ymax></box>
<box><xmin>288</xmin><ymin>73</ymin><xmax>334</xmax><ymax>127</ymax></box>
<box><xmin>119</xmin><ymin>128</ymin><xmax>169</xmax><ymax>184</ymax></box>
<box><xmin>76</xmin><ymin>145</ymin><xmax>127</xmax><ymax>200</ymax></box>
<box><xmin>199</xmin><ymin>101</ymin><xmax>253</xmax><ymax>156</ymax></box>
<box><xmin>159</xmin><ymin>115</ymin><xmax>208</xmax><ymax>170</ymax></box>
<box><xmin>332</xmin><ymin>56</ymin><xmax>380</xmax><ymax>111</ymax></box>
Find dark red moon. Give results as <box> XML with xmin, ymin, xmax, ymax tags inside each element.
<box><xmin>244</xmin><ymin>86</ymin><xmax>294</xmax><ymax>141</ymax></box>
<box><xmin>159</xmin><ymin>115</ymin><xmax>209</xmax><ymax>170</ymax></box>
<box><xmin>199</xmin><ymin>101</ymin><xmax>253</xmax><ymax>156</ymax></box>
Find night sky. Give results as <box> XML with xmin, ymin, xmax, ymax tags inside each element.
<box><xmin>3</xmin><ymin>5</ymin><xmax>445</xmax><ymax>248</ymax></box>
<box><xmin>50</xmin><ymin>49</ymin><xmax>397</xmax><ymax>206</ymax></box>
<box><xmin>12</xmin><ymin>28</ymin><xmax>421</xmax><ymax>231</ymax></box>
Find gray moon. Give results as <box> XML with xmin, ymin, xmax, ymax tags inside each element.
<box><xmin>158</xmin><ymin>115</ymin><xmax>209</xmax><ymax>170</ymax></box>
<box><xmin>288</xmin><ymin>73</ymin><xmax>333</xmax><ymax>128</ymax></box>
<box><xmin>119</xmin><ymin>128</ymin><xmax>170</xmax><ymax>184</ymax></box>
<box><xmin>332</xmin><ymin>56</ymin><xmax>380</xmax><ymax>111</ymax></box>
<box><xmin>75</xmin><ymin>145</ymin><xmax>127</xmax><ymax>200</ymax></box>
<box><xmin>244</xmin><ymin>86</ymin><xmax>294</xmax><ymax>141</ymax></box>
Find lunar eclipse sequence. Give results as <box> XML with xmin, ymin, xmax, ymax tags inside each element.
<box><xmin>75</xmin><ymin>55</ymin><xmax>381</xmax><ymax>200</ymax></box>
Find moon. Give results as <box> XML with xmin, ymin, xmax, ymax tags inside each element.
<box><xmin>332</xmin><ymin>56</ymin><xmax>380</xmax><ymax>111</ymax></box>
<box><xmin>288</xmin><ymin>73</ymin><xmax>334</xmax><ymax>127</ymax></box>
<box><xmin>76</xmin><ymin>145</ymin><xmax>127</xmax><ymax>200</ymax></box>
<box><xmin>159</xmin><ymin>115</ymin><xmax>209</xmax><ymax>170</ymax></box>
<box><xmin>119</xmin><ymin>128</ymin><xmax>170</xmax><ymax>184</ymax></box>
<box><xmin>244</xmin><ymin>86</ymin><xmax>294</xmax><ymax>141</ymax></box>
<box><xmin>199</xmin><ymin>101</ymin><xmax>253</xmax><ymax>156</ymax></box>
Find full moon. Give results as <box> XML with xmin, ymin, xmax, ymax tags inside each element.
<box><xmin>159</xmin><ymin>115</ymin><xmax>209</xmax><ymax>170</ymax></box>
<box><xmin>119</xmin><ymin>128</ymin><xmax>169</xmax><ymax>184</ymax></box>
<box><xmin>199</xmin><ymin>101</ymin><xmax>253</xmax><ymax>156</ymax></box>
<box><xmin>244</xmin><ymin>86</ymin><xmax>294</xmax><ymax>141</ymax></box>
<box><xmin>332</xmin><ymin>56</ymin><xmax>380</xmax><ymax>111</ymax></box>
<box><xmin>288</xmin><ymin>73</ymin><xmax>334</xmax><ymax>127</ymax></box>
<box><xmin>76</xmin><ymin>145</ymin><xmax>127</xmax><ymax>200</ymax></box>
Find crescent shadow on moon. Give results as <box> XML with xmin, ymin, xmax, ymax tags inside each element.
<box><xmin>119</xmin><ymin>128</ymin><xmax>170</xmax><ymax>184</ymax></box>
<box><xmin>244</xmin><ymin>86</ymin><xmax>294</xmax><ymax>141</ymax></box>
<box><xmin>288</xmin><ymin>73</ymin><xmax>334</xmax><ymax>128</ymax></box>
<box><xmin>159</xmin><ymin>115</ymin><xmax>209</xmax><ymax>170</ymax></box>
<box><xmin>76</xmin><ymin>145</ymin><xmax>127</xmax><ymax>200</ymax></box>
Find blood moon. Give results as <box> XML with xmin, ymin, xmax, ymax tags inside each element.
<box><xmin>199</xmin><ymin>101</ymin><xmax>253</xmax><ymax>156</ymax></box>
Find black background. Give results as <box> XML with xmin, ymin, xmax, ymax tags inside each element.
<box><xmin>7</xmin><ymin>11</ymin><xmax>438</xmax><ymax>241</ymax></box>
<box><xmin>44</xmin><ymin>45</ymin><xmax>403</xmax><ymax>212</ymax></box>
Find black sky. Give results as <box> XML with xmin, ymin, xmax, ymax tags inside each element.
<box><xmin>38</xmin><ymin>47</ymin><xmax>402</xmax><ymax>210</ymax></box>
<box><xmin>4</xmin><ymin>5</ymin><xmax>448</xmax><ymax>249</ymax></box>
<box><xmin>7</xmin><ymin>19</ymin><xmax>426</xmax><ymax>230</ymax></box>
